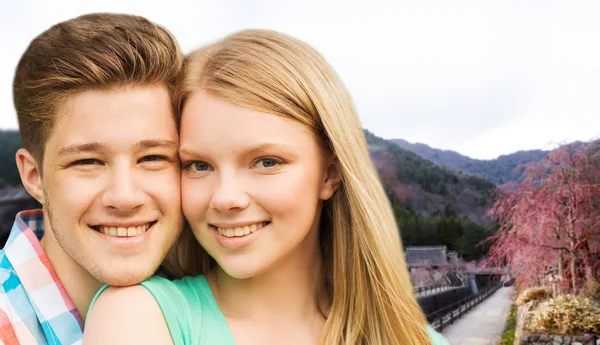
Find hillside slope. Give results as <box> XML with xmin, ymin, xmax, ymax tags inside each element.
<box><xmin>391</xmin><ymin>138</ymin><xmax>548</xmax><ymax>185</ymax></box>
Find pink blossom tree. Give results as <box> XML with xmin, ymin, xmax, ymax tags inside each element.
<box><xmin>486</xmin><ymin>142</ymin><xmax>600</xmax><ymax>294</ymax></box>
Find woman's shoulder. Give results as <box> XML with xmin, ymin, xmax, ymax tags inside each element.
<box><xmin>84</xmin><ymin>285</ymin><xmax>174</xmax><ymax>344</ymax></box>
<box><xmin>87</xmin><ymin>284</ymin><xmax>164</xmax><ymax>324</ymax></box>
<box><xmin>142</xmin><ymin>274</ymin><xmax>212</xmax><ymax>305</ymax></box>
<box><xmin>141</xmin><ymin>274</ymin><xmax>232</xmax><ymax>344</ymax></box>
<box><xmin>140</xmin><ymin>275</ymin><xmax>212</xmax><ymax>323</ymax></box>
<box><xmin>427</xmin><ymin>326</ymin><xmax>452</xmax><ymax>345</ymax></box>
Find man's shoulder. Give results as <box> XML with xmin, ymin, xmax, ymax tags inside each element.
<box><xmin>0</xmin><ymin>249</ymin><xmax>32</xmax><ymax>313</ymax></box>
<box><xmin>0</xmin><ymin>261</ymin><xmax>46</xmax><ymax>345</ymax></box>
<box><xmin>0</xmin><ymin>248</ymin><xmax>16</xmax><ymax>291</ymax></box>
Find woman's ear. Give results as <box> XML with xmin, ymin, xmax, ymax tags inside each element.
<box><xmin>16</xmin><ymin>148</ymin><xmax>45</xmax><ymax>204</ymax></box>
<box><xmin>320</xmin><ymin>157</ymin><xmax>342</xmax><ymax>201</ymax></box>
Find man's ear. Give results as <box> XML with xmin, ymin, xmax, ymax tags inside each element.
<box><xmin>319</xmin><ymin>157</ymin><xmax>342</xmax><ymax>201</ymax></box>
<box><xmin>16</xmin><ymin>148</ymin><xmax>45</xmax><ymax>204</ymax></box>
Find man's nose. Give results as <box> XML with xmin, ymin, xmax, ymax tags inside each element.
<box><xmin>102</xmin><ymin>165</ymin><xmax>147</xmax><ymax>212</ymax></box>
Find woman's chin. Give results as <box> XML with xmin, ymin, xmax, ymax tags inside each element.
<box><xmin>217</xmin><ymin>260</ymin><xmax>267</xmax><ymax>280</ymax></box>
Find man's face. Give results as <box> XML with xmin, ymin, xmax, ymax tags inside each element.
<box><xmin>41</xmin><ymin>85</ymin><xmax>183</xmax><ymax>286</ymax></box>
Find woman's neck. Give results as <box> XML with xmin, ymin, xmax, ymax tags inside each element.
<box><xmin>208</xmin><ymin>227</ymin><xmax>326</xmax><ymax>323</ymax></box>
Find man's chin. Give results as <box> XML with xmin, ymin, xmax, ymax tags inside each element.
<box><xmin>96</xmin><ymin>269</ymin><xmax>155</xmax><ymax>287</ymax></box>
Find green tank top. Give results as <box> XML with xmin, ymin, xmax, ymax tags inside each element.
<box><xmin>89</xmin><ymin>275</ymin><xmax>451</xmax><ymax>345</ymax></box>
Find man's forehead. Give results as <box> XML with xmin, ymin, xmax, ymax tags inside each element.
<box><xmin>52</xmin><ymin>85</ymin><xmax>174</xmax><ymax>123</ymax></box>
<box><xmin>56</xmin><ymin>139</ymin><xmax>179</xmax><ymax>157</ymax></box>
<box><xmin>45</xmin><ymin>86</ymin><xmax>178</xmax><ymax>154</ymax></box>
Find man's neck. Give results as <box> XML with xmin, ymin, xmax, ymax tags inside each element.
<box><xmin>40</xmin><ymin>227</ymin><xmax>103</xmax><ymax>321</ymax></box>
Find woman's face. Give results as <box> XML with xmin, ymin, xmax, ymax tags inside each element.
<box><xmin>179</xmin><ymin>90</ymin><xmax>338</xmax><ymax>278</ymax></box>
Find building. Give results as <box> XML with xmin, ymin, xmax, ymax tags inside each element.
<box><xmin>405</xmin><ymin>245</ymin><xmax>454</xmax><ymax>268</ymax></box>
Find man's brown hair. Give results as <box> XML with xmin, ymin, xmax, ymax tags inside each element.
<box><xmin>13</xmin><ymin>13</ymin><xmax>183</xmax><ymax>164</ymax></box>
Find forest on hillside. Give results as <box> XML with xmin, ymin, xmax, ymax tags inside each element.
<box><xmin>366</xmin><ymin>130</ymin><xmax>498</xmax><ymax>260</ymax></box>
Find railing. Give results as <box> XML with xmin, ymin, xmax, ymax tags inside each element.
<box><xmin>427</xmin><ymin>282</ymin><xmax>502</xmax><ymax>332</ymax></box>
<box><xmin>415</xmin><ymin>284</ymin><xmax>460</xmax><ymax>298</ymax></box>
<box><xmin>414</xmin><ymin>282</ymin><xmax>451</xmax><ymax>296</ymax></box>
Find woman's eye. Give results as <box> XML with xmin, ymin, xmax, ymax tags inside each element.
<box><xmin>256</xmin><ymin>158</ymin><xmax>280</xmax><ymax>169</ymax></box>
<box><xmin>185</xmin><ymin>161</ymin><xmax>213</xmax><ymax>172</ymax></box>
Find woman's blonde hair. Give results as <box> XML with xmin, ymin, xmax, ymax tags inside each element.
<box><xmin>167</xmin><ymin>29</ymin><xmax>431</xmax><ymax>345</ymax></box>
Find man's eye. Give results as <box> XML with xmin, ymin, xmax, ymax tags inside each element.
<box><xmin>73</xmin><ymin>159</ymin><xmax>102</xmax><ymax>166</ymax></box>
<box><xmin>139</xmin><ymin>155</ymin><xmax>166</xmax><ymax>163</ymax></box>
<box><xmin>184</xmin><ymin>161</ymin><xmax>213</xmax><ymax>172</ymax></box>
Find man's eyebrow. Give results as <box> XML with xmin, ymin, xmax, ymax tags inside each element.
<box><xmin>135</xmin><ymin>139</ymin><xmax>178</xmax><ymax>150</ymax></box>
<box><xmin>58</xmin><ymin>142</ymin><xmax>107</xmax><ymax>156</ymax></box>
<box><xmin>57</xmin><ymin>140</ymin><xmax>178</xmax><ymax>156</ymax></box>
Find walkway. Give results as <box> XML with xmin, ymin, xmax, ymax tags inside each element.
<box><xmin>441</xmin><ymin>286</ymin><xmax>513</xmax><ymax>345</ymax></box>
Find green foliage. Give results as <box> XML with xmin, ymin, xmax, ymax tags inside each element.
<box><xmin>442</xmin><ymin>201</ymin><xmax>457</xmax><ymax>218</ymax></box>
<box><xmin>501</xmin><ymin>304</ymin><xmax>517</xmax><ymax>345</ymax></box>
<box><xmin>396</xmin><ymin>204</ymin><xmax>495</xmax><ymax>260</ymax></box>
<box><xmin>0</xmin><ymin>130</ymin><xmax>23</xmax><ymax>186</ymax></box>
<box><xmin>463</xmin><ymin>175</ymin><xmax>495</xmax><ymax>199</ymax></box>
<box><xmin>456</xmin><ymin>219</ymin><xmax>496</xmax><ymax>260</ymax></box>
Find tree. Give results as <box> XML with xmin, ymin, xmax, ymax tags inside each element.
<box><xmin>486</xmin><ymin>142</ymin><xmax>600</xmax><ymax>294</ymax></box>
<box><xmin>436</xmin><ymin>215</ymin><xmax>462</xmax><ymax>250</ymax></box>
<box><xmin>442</xmin><ymin>201</ymin><xmax>457</xmax><ymax>218</ymax></box>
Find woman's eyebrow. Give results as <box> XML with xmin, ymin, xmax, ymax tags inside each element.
<box><xmin>179</xmin><ymin>142</ymin><xmax>296</xmax><ymax>158</ymax></box>
<box><xmin>240</xmin><ymin>142</ymin><xmax>296</xmax><ymax>156</ymax></box>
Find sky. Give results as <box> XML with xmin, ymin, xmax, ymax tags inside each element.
<box><xmin>1</xmin><ymin>0</ymin><xmax>598</xmax><ymax>160</ymax></box>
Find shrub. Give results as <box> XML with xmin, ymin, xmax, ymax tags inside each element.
<box><xmin>526</xmin><ymin>294</ymin><xmax>600</xmax><ymax>334</ymax></box>
<box><xmin>516</xmin><ymin>286</ymin><xmax>553</xmax><ymax>306</ymax></box>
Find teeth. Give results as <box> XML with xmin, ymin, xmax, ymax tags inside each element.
<box><xmin>97</xmin><ymin>223</ymin><xmax>151</xmax><ymax>238</ymax></box>
<box><xmin>217</xmin><ymin>222</ymin><xmax>267</xmax><ymax>238</ymax></box>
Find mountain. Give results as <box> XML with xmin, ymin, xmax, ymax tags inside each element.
<box><xmin>366</xmin><ymin>131</ymin><xmax>497</xmax><ymax>259</ymax></box>
<box><xmin>366</xmin><ymin>131</ymin><xmax>495</xmax><ymax>224</ymax></box>
<box><xmin>390</xmin><ymin>138</ymin><xmax>549</xmax><ymax>185</ymax></box>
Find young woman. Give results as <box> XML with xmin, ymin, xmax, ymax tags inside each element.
<box><xmin>84</xmin><ymin>29</ymin><xmax>450</xmax><ymax>345</ymax></box>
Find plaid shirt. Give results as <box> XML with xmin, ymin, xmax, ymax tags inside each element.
<box><xmin>0</xmin><ymin>209</ymin><xmax>83</xmax><ymax>345</ymax></box>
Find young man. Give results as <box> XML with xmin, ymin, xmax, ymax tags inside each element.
<box><xmin>0</xmin><ymin>13</ymin><xmax>184</xmax><ymax>344</ymax></box>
